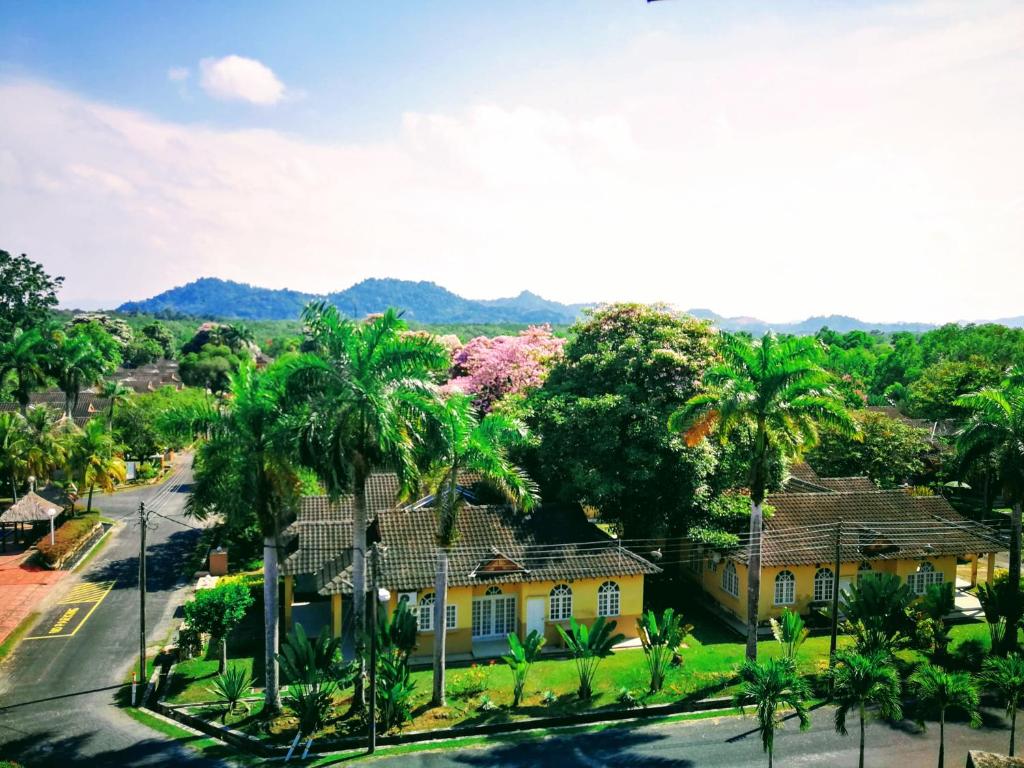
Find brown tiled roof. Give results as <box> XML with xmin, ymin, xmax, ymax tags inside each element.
<box><xmin>282</xmin><ymin>520</ymin><xmax>353</xmax><ymax>576</ymax></box>
<box><xmin>732</xmin><ymin>489</ymin><xmax>1005</xmax><ymax>567</ymax></box>
<box><xmin>317</xmin><ymin>504</ymin><xmax>661</xmax><ymax>595</ymax></box>
<box><xmin>788</xmin><ymin>462</ymin><xmax>822</xmax><ymax>484</ymax></box>
<box><xmin>815</xmin><ymin>477</ymin><xmax>878</xmax><ymax>493</ymax></box>
<box><xmin>784</xmin><ymin>463</ymin><xmax>876</xmax><ymax>494</ymax></box>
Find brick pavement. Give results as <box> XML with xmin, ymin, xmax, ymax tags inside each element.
<box><xmin>0</xmin><ymin>548</ymin><xmax>65</xmax><ymax>645</ymax></box>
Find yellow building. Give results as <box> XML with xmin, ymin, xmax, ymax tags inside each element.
<box><xmin>282</xmin><ymin>473</ymin><xmax>660</xmax><ymax>661</ymax></box>
<box><xmin>690</xmin><ymin>464</ymin><xmax>1003</xmax><ymax>627</ymax></box>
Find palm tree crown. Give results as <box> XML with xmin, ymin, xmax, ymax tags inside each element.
<box><xmin>73</xmin><ymin>418</ymin><xmax>126</xmax><ymax>512</ymax></box>
<box><xmin>830</xmin><ymin>650</ymin><xmax>903</xmax><ymax>768</ymax></box>
<box><xmin>981</xmin><ymin>653</ymin><xmax>1024</xmax><ymax>756</ymax></box>
<box><xmin>0</xmin><ymin>328</ymin><xmax>49</xmax><ymax>414</ymax></box>
<box><xmin>910</xmin><ymin>663</ymin><xmax>981</xmax><ymax>768</ymax></box>
<box><xmin>734</xmin><ymin>657</ymin><xmax>811</xmax><ymax>768</ymax></box>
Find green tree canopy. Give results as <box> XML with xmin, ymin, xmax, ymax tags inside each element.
<box><xmin>0</xmin><ymin>251</ymin><xmax>63</xmax><ymax>342</ymax></box>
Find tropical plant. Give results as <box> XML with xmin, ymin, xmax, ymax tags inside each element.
<box><xmin>182</xmin><ymin>580</ymin><xmax>254</xmax><ymax>674</ymax></box>
<box><xmin>957</xmin><ymin>379</ymin><xmax>1024</xmax><ymax>652</ymax></box>
<box><xmin>286</xmin><ymin>303</ymin><xmax>448</xmax><ymax>706</ymax></box>
<box><xmin>830</xmin><ymin>650</ymin><xmax>903</xmax><ymax>768</ymax></box>
<box><xmin>0</xmin><ymin>328</ymin><xmax>49</xmax><ymax>414</ymax></box>
<box><xmin>99</xmin><ymin>380</ymin><xmax>132</xmax><ymax>427</ymax></box>
<box><xmin>636</xmin><ymin>608</ymin><xmax>692</xmax><ymax>693</ymax></box>
<box><xmin>72</xmin><ymin>418</ymin><xmax>126</xmax><ymax>512</ymax></box>
<box><xmin>981</xmin><ymin>653</ymin><xmax>1024</xmax><ymax>756</ymax></box>
<box><xmin>374</xmin><ymin>600</ymin><xmax>418</xmax><ymax>668</ymax></box>
<box><xmin>277</xmin><ymin>624</ymin><xmax>352</xmax><ymax>736</ymax></box>
<box><xmin>734</xmin><ymin>657</ymin><xmax>812</xmax><ymax>768</ymax></box>
<box><xmin>49</xmin><ymin>330</ymin><xmax>110</xmax><ymax>418</ymax></box>
<box><xmin>419</xmin><ymin>392</ymin><xmax>539</xmax><ymax>706</ymax></box>
<box><xmin>0</xmin><ymin>251</ymin><xmax>63</xmax><ymax>342</ymax></box>
<box><xmin>556</xmin><ymin>616</ymin><xmax>626</xmax><ymax>700</ymax></box>
<box><xmin>770</xmin><ymin>608</ymin><xmax>809</xmax><ymax>662</ymax></box>
<box><xmin>671</xmin><ymin>332</ymin><xmax>855</xmax><ymax>659</ymax></box>
<box><xmin>23</xmin><ymin>405</ymin><xmax>71</xmax><ymax>485</ymax></box>
<box><xmin>170</xmin><ymin>360</ymin><xmax>302</xmax><ymax>713</ymax></box>
<box><xmin>206</xmin><ymin>663</ymin><xmax>256</xmax><ymax>722</ymax></box>
<box><xmin>0</xmin><ymin>412</ymin><xmax>30</xmax><ymax>501</ymax></box>
<box><xmin>977</xmin><ymin>581</ymin><xmax>1013</xmax><ymax>651</ymax></box>
<box><xmin>373</xmin><ymin>653</ymin><xmax>416</xmax><ymax>733</ymax></box>
<box><xmin>502</xmin><ymin>630</ymin><xmax>546</xmax><ymax>706</ymax></box>
<box><xmin>909</xmin><ymin>663</ymin><xmax>981</xmax><ymax>768</ymax></box>
<box><xmin>839</xmin><ymin>573</ymin><xmax>917</xmax><ymax>655</ymax></box>
<box><xmin>917</xmin><ymin>582</ymin><xmax>956</xmax><ymax>657</ymax></box>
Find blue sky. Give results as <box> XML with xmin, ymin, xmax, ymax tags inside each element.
<box><xmin>1</xmin><ymin>1</ymin><xmax>1023</xmax><ymax>321</ymax></box>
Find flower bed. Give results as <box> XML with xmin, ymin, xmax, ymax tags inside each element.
<box><xmin>35</xmin><ymin>512</ymin><xmax>102</xmax><ymax>568</ymax></box>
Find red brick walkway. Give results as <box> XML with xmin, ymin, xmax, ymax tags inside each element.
<box><xmin>0</xmin><ymin>549</ymin><xmax>65</xmax><ymax>645</ymax></box>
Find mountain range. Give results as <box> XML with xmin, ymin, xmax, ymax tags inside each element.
<box><xmin>116</xmin><ymin>277</ymin><xmax>1024</xmax><ymax>333</ymax></box>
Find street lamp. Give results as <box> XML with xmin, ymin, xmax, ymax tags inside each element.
<box><xmin>47</xmin><ymin>508</ymin><xmax>58</xmax><ymax>546</ymax></box>
<box><xmin>28</xmin><ymin>475</ymin><xmax>36</xmax><ymax>493</ymax></box>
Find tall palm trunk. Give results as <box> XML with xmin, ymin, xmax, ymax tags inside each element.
<box><xmin>1011</xmin><ymin>704</ymin><xmax>1017</xmax><ymax>756</ymax></box>
<box><xmin>351</xmin><ymin>457</ymin><xmax>369</xmax><ymax>709</ymax></box>
<box><xmin>859</xmin><ymin>704</ymin><xmax>865</xmax><ymax>768</ymax></box>
<box><xmin>767</xmin><ymin>744</ymin><xmax>773</xmax><ymax>768</ymax></box>
<box><xmin>263</xmin><ymin>533</ymin><xmax>281</xmax><ymax>713</ymax></box>
<box><xmin>432</xmin><ymin>547</ymin><xmax>450</xmax><ymax>706</ymax></box>
<box><xmin>87</xmin><ymin>484</ymin><xmax>95</xmax><ymax>512</ymax></box>
<box><xmin>746</xmin><ymin>500</ymin><xmax>763</xmax><ymax>661</ymax></box>
<box><xmin>1007</xmin><ymin>502</ymin><xmax>1022</xmax><ymax>653</ymax></box>
<box><xmin>219</xmin><ymin>637</ymin><xmax>228</xmax><ymax>675</ymax></box>
<box><xmin>938</xmin><ymin>710</ymin><xmax>945</xmax><ymax>768</ymax></box>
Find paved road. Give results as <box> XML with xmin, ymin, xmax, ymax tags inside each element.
<box><xmin>0</xmin><ymin>458</ymin><xmax>228</xmax><ymax>768</ymax></box>
<box><xmin>367</xmin><ymin>705</ymin><xmax>1016</xmax><ymax>768</ymax></box>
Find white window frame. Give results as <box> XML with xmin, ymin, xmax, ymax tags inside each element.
<box><xmin>549</xmin><ymin>584</ymin><xmax>573</xmax><ymax>621</ymax></box>
<box><xmin>417</xmin><ymin>592</ymin><xmax>457</xmax><ymax>632</ymax></box>
<box><xmin>907</xmin><ymin>561</ymin><xmax>944</xmax><ymax>595</ymax></box>
<box><xmin>813</xmin><ymin>567</ymin><xmax>834</xmax><ymax>602</ymax></box>
<box><xmin>597</xmin><ymin>581</ymin><xmax>620</xmax><ymax>617</ymax></box>
<box><xmin>722</xmin><ymin>561</ymin><xmax>739</xmax><ymax>598</ymax></box>
<box><xmin>774</xmin><ymin>570</ymin><xmax>796</xmax><ymax>606</ymax></box>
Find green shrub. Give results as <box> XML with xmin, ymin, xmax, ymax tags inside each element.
<box><xmin>541</xmin><ymin>690</ymin><xmax>557</xmax><ymax>705</ymax></box>
<box><xmin>35</xmin><ymin>512</ymin><xmax>100</xmax><ymax>567</ymax></box>
<box><xmin>637</xmin><ymin>608</ymin><xmax>692</xmax><ymax>693</ymax></box>
<box><xmin>556</xmin><ymin>616</ymin><xmax>626</xmax><ymax>700</ymax></box>
<box><xmin>449</xmin><ymin>664</ymin><xmax>488</xmax><ymax>699</ymax></box>
<box><xmin>374</xmin><ymin>654</ymin><xmax>416</xmax><ymax>732</ymax></box>
<box><xmin>183</xmin><ymin>581</ymin><xmax>253</xmax><ymax>674</ymax></box>
<box><xmin>207</xmin><ymin>663</ymin><xmax>255</xmax><ymax>722</ymax></box>
<box><xmin>502</xmin><ymin>630</ymin><xmax>545</xmax><ymax>707</ymax></box>
<box><xmin>617</xmin><ymin>687</ymin><xmax>641</xmax><ymax>709</ymax></box>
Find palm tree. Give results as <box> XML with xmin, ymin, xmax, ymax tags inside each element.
<box><xmin>840</xmin><ymin>572</ymin><xmax>918</xmax><ymax>656</ymax></box>
<box><xmin>670</xmin><ymin>332</ymin><xmax>855</xmax><ymax>659</ymax></box>
<box><xmin>0</xmin><ymin>412</ymin><xmax>29</xmax><ymax>501</ymax></box>
<box><xmin>734</xmin><ymin>657</ymin><xmax>811</xmax><ymax>768</ymax></box>
<box><xmin>50</xmin><ymin>332</ymin><xmax>107</xmax><ymax>419</ymax></box>
<box><xmin>72</xmin><ymin>418</ymin><xmax>126</xmax><ymax>512</ymax></box>
<box><xmin>957</xmin><ymin>380</ymin><xmax>1024</xmax><ymax>651</ymax></box>
<box><xmin>981</xmin><ymin>653</ymin><xmax>1024</xmax><ymax>756</ymax></box>
<box><xmin>0</xmin><ymin>328</ymin><xmax>48</xmax><ymax>414</ymax></box>
<box><xmin>168</xmin><ymin>360</ymin><xmax>300</xmax><ymax>714</ymax></box>
<box><xmin>910</xmin><ymin>663</ymin><xmax>981</xmax><ymax>768</ymax></box>
<box><xmin>830</xmin><ymin>650</ymin><xmax>903</xmax><ymax>768</ymax></box>
<box><xmin>23</xmin><ymin>405</ymin><xmax>70</xmax><ymax>485</ymax></box>
<box><xmin>99</xmin><ymin>380</ymin><xmax>132</xmax><ymax>427</ymax></box>
<box><xmin>286</xmin><ymin>303</ymin><xmax>448</xmax><ymax>707</ymax></box>
<box><xmin>419</xmin><ymin>393</ymin><xmax>539</xmax><ymax>706</ymax></box>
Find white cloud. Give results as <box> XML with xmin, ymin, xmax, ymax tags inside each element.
<box><xmin>198</xmin><ymin>55</ymin><xmax>285</xmax><ymax>105</ymax></box>
<box><xmin>167</xmin><ymin>66</ymin><xmax>190</xmax><ymax>82</ymax></box>
<box><xmin>1</xmin><ymin>1</ymin><xmax>1023</xmax><ymax>321</ymax></box>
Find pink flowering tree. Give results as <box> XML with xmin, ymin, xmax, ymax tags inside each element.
<box><xmin>445</xmin><ymin>326</ymin><xmax>564</xmax><ymax>411</ymax></box>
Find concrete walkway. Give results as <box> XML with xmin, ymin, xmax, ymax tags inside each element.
<box><xmin>0</xmin><ymin>548</ymin><xmax>65</xmax><ymax>646</ymax></box>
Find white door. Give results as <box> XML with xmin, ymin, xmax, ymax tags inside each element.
<box><xmin>526</xmin><ymin>597</ymin><xmax>545</xmax><ymax>637</ymax></box>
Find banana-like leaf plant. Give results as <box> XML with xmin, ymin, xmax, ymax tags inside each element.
<box><xmin>636</xmin><ymin>608</ymin><xmax>692</xmax><ymax>693</ymax></box>
<box><xmin>556</xmin><ymin>616</ymin><xmax>625</xmax><ymax>700</ymax></box>
<box><xmin>502</xmin><ymin>630</ymin><xmax>546</xmax><ymax>706</ymax></box>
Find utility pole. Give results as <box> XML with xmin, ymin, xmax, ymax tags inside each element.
<box><xmin>829</xmin><ymin>521</ymin><xmax>842</xmax><ymax>666</ymax></box>
<box><xmin>136</xmin><ymin>502</ymin><xmax>155</xmax><ymax>704</ymax></box>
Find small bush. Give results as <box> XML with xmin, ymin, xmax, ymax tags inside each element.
<box><xmin>952</xmin><ymin>638</ymin><xmax>989</xmax><ymax>672</ymax></box>
<box><xmin>541</xmin><ymin>690</ymin><xmax>557</xmax><ymax>705</ymax></box>
<box><xmin>35</xmin><ymin>512</ymin><xmax>100</xmax><ymax>567</ymax></box>
<box><xmin>477</xmin><ymin>694</ymin><xmax>498</xmax><ymax>712</ymax></box>
<box><xmin>617</xmin><ymin>687</ymin><xmax>641</xmax><ymax>709</ymax></box>
<box><xmin>449</xmin><ymin>664</ymin><xmax>488</xmax><ymax>699</ymax></box>
<box><xmin>207</xmin><ymin>663</ymin><xmax>255</xmax><ymax>722</ymax></box>
<box><xmin>137</xmin><ymin>462</ymin><xmax>159</xmax><ymax>480</ymax></box>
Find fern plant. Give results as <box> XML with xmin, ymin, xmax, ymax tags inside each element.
<box><xmin>636</xmin><ymin>608</ymin><xmax>692</xmax><ymax>693</ymax></box>
<box><xmin>556</xmin><ymin>616</ymin><xmax>625</xmax><ymax>700</ymax></box>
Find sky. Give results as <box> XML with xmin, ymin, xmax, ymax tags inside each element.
<box><xmin>1</xmin><ymin>1</ymin><xmax>1022</xmax><ymax>323</ymax></box>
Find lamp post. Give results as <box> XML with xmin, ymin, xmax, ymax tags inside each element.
<box><xmin>368</xmin><ymin>544</ymin><xmax>390</xmax><ymax>755</ymax></box>
<box><xmin>47</xmin><ymin>508</ymin><xmax>58</xmax><ymax>546</ymax></box>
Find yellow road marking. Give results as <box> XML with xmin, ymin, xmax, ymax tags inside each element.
<box><xmin>25</xmin><ymin>580</ymin><xmax>117</xmax><ymax>640</ymax></box>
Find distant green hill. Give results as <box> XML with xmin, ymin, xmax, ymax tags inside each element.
<box><xmin>118</xmin><ymin>277</ymin><xmax>590</xmax><ymax>324</ymax></box>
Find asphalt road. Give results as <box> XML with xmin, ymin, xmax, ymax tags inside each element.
<box><xmin>370</xmin><ymin>704</ymin><xmax>1016</xmax><ymax>768</ymax></box>
<box><xmin>0</xmin><ymin>457</ymin><xmax>228</xmax><ymax>768</ymax></box>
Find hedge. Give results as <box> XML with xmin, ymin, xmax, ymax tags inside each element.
<box><xmin>35</xmin><ymin>512</ymin><xmax>101</xmax><ymax>567</ymax></box>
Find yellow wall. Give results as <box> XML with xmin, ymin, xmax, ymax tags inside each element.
<box><xmin>385</xmin><ymin>574</ymin><xmax>646</xmax><ymax>659</ymax></box>
<box><xmin>696</xmin><ymin>554</ymin><xmax>960</xmax><ymax>623</ymax></box>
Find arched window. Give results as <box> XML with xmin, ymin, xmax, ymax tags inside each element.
<box><xmin>722</xmin><ymin>561</ymin><xmax>739</xmax><ymax>597</ymax></box>
<box><xmin>774</xmin><ymin>570</ymin><xmax>796</xmax><ymax>606</ymax></box>
<box><xmin>597</xmin><ymin>581</ymin><xmax>620</xmax><ymax>617</ymax></box>
<box><xmin>813</xmin><ymin>568</ymin><xmax>834</xmax><ymax>602</ymax></box>
<box><xmin>485</xmin><ymin>586</ymin><xmax>503</xmax><ymax>596</ymax></box>
<box><xmin>908</xmin><ymin>561</ymin><xmax>944</xmax><ymax>595</ymax></box>
<box><xmin>856</xmin><ymin>562</ymin><xmax>874</xmax><ymax>585</ymax></box>
<box><xmin>418</xmin><ymin>592</ymin><xmax>435</xmax><ymax>632</ymax></box>
<box><xmin>549</xmin><ymin>584</ymin><xmax>573</xmax><ymax>621</ymax></box>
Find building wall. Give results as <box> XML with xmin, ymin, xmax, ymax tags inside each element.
<box><xmin>387</xmin><ymin>573</ymin><xmax>646</xmax><ymax>659</ymax></box>
<box><xmin>697</xmin><ymin>554</ymin><xmax>959</xmax><ymax>623</ymax></box>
